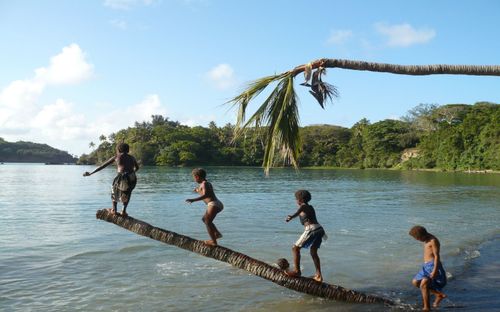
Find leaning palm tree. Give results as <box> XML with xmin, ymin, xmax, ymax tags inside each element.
<box><xmin>228</xmin><ymin>58</ymin><xmax>500</xmax><ymax>173</ymax></box>
<box><xmin>96</xmin><ymin>209</ymin><xmax>394</xmax><ymax>305</ymax></box>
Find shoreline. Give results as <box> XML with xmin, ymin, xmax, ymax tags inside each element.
<box><xmin>5</xmin><ymin>161</ymin><xmax>500</xmax><ymax>174</ymax></box>
<box><xmin>301</xmin><ymin>166</ymin><xmax>500</xmax><ymax>174</ymax></box>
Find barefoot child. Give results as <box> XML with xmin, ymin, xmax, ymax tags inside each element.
<box><xmin>285</xmin><ymin>190</ymin><xmax>327</xmax><ymax>282</ymax></box>
<box><xmin>83</xmin><ymin>143</ymin><xmax>139</xmax><ymax>216</ymax></box>
<box><xmin>186</xmin><ymin>168</ymin><xmax>224</xmax><ymax>246</ymax></box>
<box><xmin>409</xmin><ymin>225</ymin><xmax>447</xmax><ymax>311</ymax></box>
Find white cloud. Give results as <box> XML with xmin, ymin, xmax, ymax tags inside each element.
<box><xmin>32</xmin><ymin>99</ymin><xmax>87</xmax><ymax>140</ymax></box>
<box><xmin>327</xmin><ymin>30</ymin><xmax>353</xmax><ymax>45</ymax></box>
<box><xmin>110</xmin><ymin>19</ymin><xmax>128</xmax><ymax>30</ymax></box>
<box><xmin>103</xmin><ymin>0</ymin><xmax>155</xmax><ymax>10</ymax></box>
<box><xmin>206</xmin><ymin>64</ymin><xmax>237</xmax><ymax>90</ymax></box>
<box><xmin>115</xmin><ymin>94</ymin><xmax>166</xmax><ymax>126</ymax></box>
<box><xmin>0</xmin><ymin>79</ymin><xmax>44</xmax><ymax>109</ymax></box>
<box><xmin>0</xmin><ymin>43</ymin><xmax>171</xmax><ymax>155</ymax></box>
<box><xmin>0</xmin><ymin>44</ymin><xmax>93</xmax><ymax>136</ymax></box>
<box><xmin>181</xmin><ymin>114</ymin><xmax>217</xmax><ymax>127</ymax></box>
<box><xmin>375</xmin><ymin>22</ymin><xmax>436</xmax><ymax>47</ymax></box>
<box><xmin>34</xmin><ymin>44</ymin><xmax>94</xmax><ymax>85</ymax></box>
<box><xmin>90</xmin><ymin>94</ymin><xmax>167</xmax><ymax>139</ymax></box>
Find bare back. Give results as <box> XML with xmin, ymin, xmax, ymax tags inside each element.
<box><xmin>116</xmin><ymin>153</ymin><xmax>138</xmax><ymax>173</ymax></box>
<box><xmin>423</xmin><ymin>235</ymin><xmax>440</xmax><ymax>262</ymax></box>
<box><xmin>298</xmin><ymin>204</ymin><xmax>319</xmax><ymax>226</ymax></box>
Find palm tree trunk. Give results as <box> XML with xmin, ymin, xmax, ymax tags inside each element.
<box><xmin>291</xmin><ymin>58</ymin><xmax>500</xmax><ymax>76</ymax></box>
<box><xmin>96</xmin><ymin>209</ymin><xmax>394</xmax><ymax>305</ymax></box>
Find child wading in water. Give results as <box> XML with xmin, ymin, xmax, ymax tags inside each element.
<box><xmin>285</xmin><ymin>190</ymin><xmax>327</xmax><ymax>282</ymax></box>
<box><xmin>186</xmin><ymin>168</ymin><xmax>224</xmax><ymax>246</ymax></box>
<box><xmin>410</xmin><ymin>225</ymin><xmax>447</xmax><ymax>311</ymax></box>
<box><xmin>83</xmin><ymin>143</ymin><xmax>139</xmax><ymax>216</ymax></box>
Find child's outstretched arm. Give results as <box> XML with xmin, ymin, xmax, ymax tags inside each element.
<box><xmin>83</xmin><ymin>156</ymin><xmax>115</xmax><ymax>177</ymax></box>
<box><xmin>186</xmin><ymin>182</ymin><xmax>208</xmax><ymax>203</ymax></box>
<box><xmin>285</xmin><ymin>206</ymin><xmax>305</xmax><ymax>222</ymax></box>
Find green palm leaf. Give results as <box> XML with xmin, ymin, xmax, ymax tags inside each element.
<box><xmin>228</xmin><ymin>58</ymin><xmax>500</xmax><ymax>174</ymax></box>
<box><xmin>228</xmin><ymin>73</ymin><xmax>301</xmax><ymax>174</ymax></box>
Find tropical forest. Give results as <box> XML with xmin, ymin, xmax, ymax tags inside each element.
<box><xmin>0</xmin><ymin>138</ymin><xmax>76</xmax><ymax>163</ymax></box>
<box><xmin>78</xmin><ymin>101</ymin><xmax>499</xmax><ymax>172</ymax></box>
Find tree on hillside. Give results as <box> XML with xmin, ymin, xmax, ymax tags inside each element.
<box><xmin>228</xmin><ymin>58</ymin><xmax>500</xmax><ymax>173</ymax></box>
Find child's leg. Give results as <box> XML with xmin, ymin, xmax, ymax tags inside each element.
<box><xmin>211</xmin><ymin>220</ymin><xmax>222</xmax><ymax>238</ymax></box>
<box><xmin>310</xmin><ymin>246</ymin><xmax>322</xmax><ymax>282</ymax></box>
<box><xmin>419</xmin><ymin>278</ymin><xmax>431</xmax><ymax>311</ymax></box>
<box><xmin>431</xmin><ymin>289</ymin><xmax>447</xmax><ymax>308</ymax></box>
<box><xmin>412</xmin><ymin>279</ymin><xmax>421</xmax><ymax>288</ymax></box>
<box><xmin>120</xmin><ymin>192</ymin><xmax>131</xmax><ymax>216</ymax></box>
<box><xmin>286</xmin><ymin>245</ymin><xmax>301</xmax><ymax>277</ymax></box>
<box><xmin>202</xmin><ymin>205</ymin><xmax>220</xmax><ymax>245</ymax></box>
<box><xmin>120</xmin><ymin>202</ymin><xmax>129</xmax><ymax>216</ymax></box>
<box><xmin>111</xmin><ymin>201</ymin><xmax>118</xmax><ymax>213</ymax></box>
<box><xmin>202</xmin><ymin>206</ymin><xmax>222</xmax><ymax>238</ymax></box>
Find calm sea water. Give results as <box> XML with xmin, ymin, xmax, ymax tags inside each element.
<box><xmin>1</xmin><ymin>164</ymin><xmax>499</xmax><ymax>311</ymax></box>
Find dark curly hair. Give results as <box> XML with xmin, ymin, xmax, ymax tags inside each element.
<box><xmin>192</xmin><ymin>168</ymin><xmax>207</xmax><ymax>179</ymax></box>
<box><xmin>295</xmin><ymin>190</ymin><xmax>312</xmax><ymax>203</ymax></box>
<box><xmin>117</xmin><ymin>143</ymin><xmax>130</xmax><ymax>153</ymax></box>
<box><xmin>276</xmin><ymin>258</ymin><xmax>289</xmax><ymax>270</ymax></box>
<box><xmin>409</xmin><ymin>225</ymin><xmax>429</xmax><ymax>240</ymax></box>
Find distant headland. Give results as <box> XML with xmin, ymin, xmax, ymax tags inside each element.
<box><xmin>0</xmin><ymin>138</ymin><xmax>76</xmax><ymax>164</ymax></box>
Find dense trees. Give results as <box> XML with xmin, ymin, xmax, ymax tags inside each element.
<box><xmin>229</xmin><ymin>58</ymin><xmax>500</xmax><ymax>173</ymax></box>
<box><xmin>78</xmin><ymin>103</ymin><xmax>499</xmax><ymax>171</ymax></box>
<box><xmin>0</xmin><ymin>139</ymin><xmax>76</xmax><ymax>163</ymax></box>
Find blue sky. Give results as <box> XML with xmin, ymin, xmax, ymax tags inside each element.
<box><xmin>1</xmin><ymin>0</ymin><xmax>499</xmax><ymax>156</ymax></box>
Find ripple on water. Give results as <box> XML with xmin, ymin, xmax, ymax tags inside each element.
<box><xmin>118</xmin><ymin>244</ymin><xmax>156</xmax><ymax>254</ymax></box>
<box><xmin>62</xmin><ymin>250</ymin><xmax>110</xmax><ymax>262</ymax></box>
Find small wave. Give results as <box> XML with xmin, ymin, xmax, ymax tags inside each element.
<box><xmin>156</xmin><ymin>261</ymin><xmax>224</xmax><ymax>277</ymax></box>
<box><xmin>156</xmin><ymin>261</ymin><xmax>196</xmax><ymax>277</ymax></box>
<box><xmin>118</xmin><ymin>245</ymin><xmax>155</xmax><ymax>254</ymax></box>
<box><xmin>63</xmin><ymin>250</ymin><xmax>109</xmax><ymax>262</ymax></box>
<box><xmin>464</xmin><ymin>249</ymin><xmax>481</xmax><ymax>260</ymax></box>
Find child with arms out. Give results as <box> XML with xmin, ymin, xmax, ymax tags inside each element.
<box><xmin>409</xmin><ymin>225</ymin><xmax>447</xmax><ymax>311</ymax></box>
<box><xmin>83</xmin><ymin>143</ymin><xmax>139</xmax><ymax>217</ymax></box>
<box><xmin>285</xmin><ymin>190</ymin><xmax>327</xmax><ymax>282</ymax></box>
<box><xmin>186</xmin><ymin>168</ymin><xmax>224</xmax><ymax>246</ymax></box>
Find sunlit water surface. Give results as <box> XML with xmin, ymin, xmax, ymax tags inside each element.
<box><xmin>1</xmin><ymin>164</ymin><xmax>499</xmax><ymax>311</ymax></box>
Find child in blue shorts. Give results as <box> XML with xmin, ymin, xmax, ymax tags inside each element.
<box><xmin>410</xmin><ymin>225</ymin><xmax>447</xmax><ymax>311</ymax></box>
<box><xmin>285</xmin><ymin>190</ymin><xmax>327</xmax><ymax>282</ymax></box>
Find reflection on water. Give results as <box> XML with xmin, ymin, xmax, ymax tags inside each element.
<box><xmin>0</xmin><ymin>164</ymin><xmax>499</xmax><ymax>311</ymax></box>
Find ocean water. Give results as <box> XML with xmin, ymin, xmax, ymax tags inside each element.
<box><xmin>1</xmin><ymin>164</ymin><xmax>499</xmax><ymax>311</ymax></box>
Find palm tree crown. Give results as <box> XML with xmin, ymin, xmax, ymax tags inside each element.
<box><xmin>228</xmin><ymin>58</ymin><xmax>500</xmax><ymax>174</ymax></box>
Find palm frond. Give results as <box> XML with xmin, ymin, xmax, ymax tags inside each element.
<box><xmin>270</xmin><ymin>75</ymin><xmax>300</xmax><ymax>171</ymax></box>
<box><xmin>227</xmin><ymin>73</ymin><xmax>287</xmax><ymax>130</ymax></box>
<box><xmin>230</xmin><ymin>73</ymin><xmax>300</xmax><ymax>174</ymax></box>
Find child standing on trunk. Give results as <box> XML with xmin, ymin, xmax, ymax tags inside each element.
<box><xmin>285</xmin><ymin>190</ymin><xmax>327</xmax><ymax>282</ymax></box>
<box><xmin>186</xmin><ymin>168</ymin><xmax>224</xmax><ymax>246</ymax></box>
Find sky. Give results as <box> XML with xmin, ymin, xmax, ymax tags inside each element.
<box><xmin>1</xmin><ymin>0</ymin><xmax>499</xmax><ymax>156</ymax></box>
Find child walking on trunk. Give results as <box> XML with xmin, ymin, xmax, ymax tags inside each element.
<box><xmin>285</xmin><ymin>190</ymin><xmax>327</xmax><ymax>282</ymax></box>
<box><xmin>186</xmin><ymin>168</ymin><xmax>224</xmax><ymax>246</ymax></box>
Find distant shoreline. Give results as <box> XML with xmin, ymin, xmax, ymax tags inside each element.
<box><xmin>3</xmin><ymin>162</ymin><xmax>498</xmax><ymax>174</ymax></box>
<box><xmin>301</xmin><ymin>166</ymin><xmax>500</xmax><ymax>174</ymax></box>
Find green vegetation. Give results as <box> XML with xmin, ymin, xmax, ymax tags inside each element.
<box><xmin>79</xmin><ymin>102</ymin><xmax>499</xmax><ymax>171</ymax></box>
<box><xmin>0</xmin><ymin>139</ymin><xmax>76</xmax><ymax>163</ymax></box>
<box><xmin>228</xmin><ymin>58</ymin><xmax>500</xmax><ymax>173</ymax></box>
